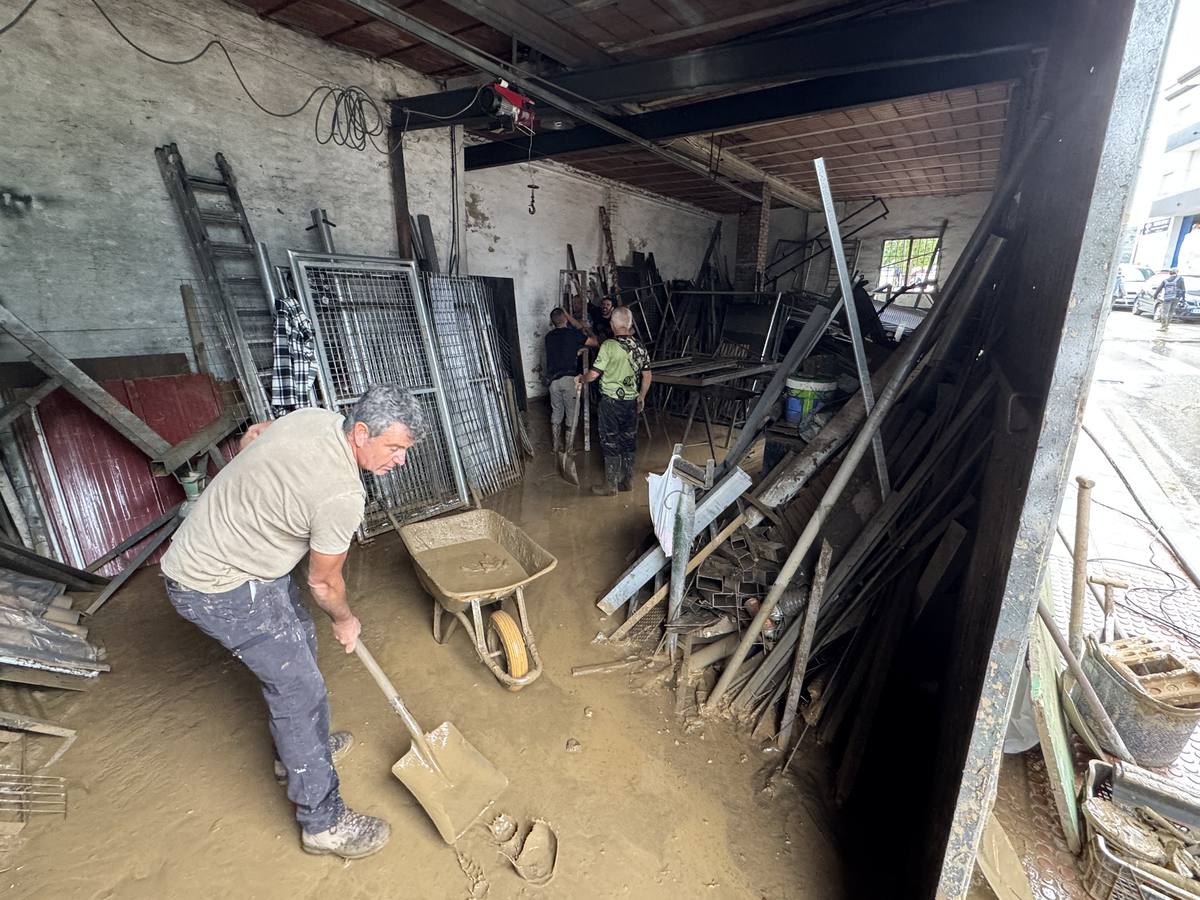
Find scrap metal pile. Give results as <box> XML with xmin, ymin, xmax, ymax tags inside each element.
<box><xmin>586</xmin><ymin>133</ymin><xmax>1051</xmax><ymax>807</ymax></box>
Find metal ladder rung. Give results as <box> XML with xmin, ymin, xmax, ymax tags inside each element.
<box><xmin>208</xmin><ymin>241</ymin><xmax>254</xmax><ymax>256</ymax></box>
<box><xmin>187</xmin><ymin>175</ymin><xmax>229</xmax><ymax>190</ymax></box>
<box><xmin>198</xmin><ymin>210</ymin><xmax>243</xmax><ymax>224</ymax></box>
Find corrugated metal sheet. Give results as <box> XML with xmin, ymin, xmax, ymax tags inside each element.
<box><xmin>23</xmin><ymin>375</ymin><xmax>233</xmax><ymax>577</ymax></box>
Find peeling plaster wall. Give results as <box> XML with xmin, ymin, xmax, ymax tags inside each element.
<box><xmin>0</xmin><ymin>0</ymin><xmax>451</xmax><ymax>362</ymax></box>
<box><xmin>463</xmin><ymin>161</ymin><xmax>726</xmax><ymax>398</ymax></box>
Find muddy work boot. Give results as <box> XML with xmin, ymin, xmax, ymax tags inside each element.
<box><xmin>275</xmin><ymin>730</ymin><xmax>353</xmax><ymax>783</ymax></box>
<box><xmin>551</xmin><ymin>423</ymin><xmax>563</xmax><ymax>454</ymax></box>
<box><xmin>301</xmin><ymin>807</ymin><xmax>391</xmax><ymax>860</ymax></box>
<box><xmin>618</xmin><ymin>453</ymin><xmax>635</xmax><ymax>492</ymax></box>
<box><xmin>591</xmin><ymin>457</ymin><xmax>620</xmax><ymax>496</ymax></box>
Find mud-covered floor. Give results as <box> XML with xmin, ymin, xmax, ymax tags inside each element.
<box><xmin>3</xmin><ymin>413</ymin><xmax>845</xmax><ymax>899</ymax></box>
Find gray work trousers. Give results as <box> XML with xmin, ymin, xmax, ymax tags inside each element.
<box><xmin>549</xmin><ymin>374</ymin><xmax>578</xmax><ymax>426</ymax></box>
<box><xmin>164</xmin><ymin>573</ymin><xmax>343</xmax><ymax>833</ymax></box>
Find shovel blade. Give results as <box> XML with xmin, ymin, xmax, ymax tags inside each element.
<box><xmin>558</xmin><ymin>452</ymin><xmax>579</xmax><ymax>485</ymax></box>
<box><xmin>392</xmin><ymin>721</ymin><xmax>508</xmax><ymax>844</ymax></box>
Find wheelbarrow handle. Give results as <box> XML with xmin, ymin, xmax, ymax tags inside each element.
<box><xmin>354</xmin><ymin>641</ymin><xmax>443</xmax><ymax>775</ymax></box>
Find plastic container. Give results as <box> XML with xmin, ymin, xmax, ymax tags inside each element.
<box><xmin>784</xmin><ymin>376</ymin><xmax>838</xmax><ymax>424</ymax></box>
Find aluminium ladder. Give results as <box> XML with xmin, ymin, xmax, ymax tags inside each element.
<box><xmin>155</xmin><ymin>143</ymin><xmax>273</xmax><ymax>420</ymax></box>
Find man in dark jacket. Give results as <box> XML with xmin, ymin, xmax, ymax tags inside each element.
<box><xmin>1153</xmin><ymin>268</ymin><xmax>1188</xmax><ymax>332</ymax></box>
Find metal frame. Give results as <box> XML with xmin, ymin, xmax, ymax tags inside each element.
<box><xmin>424</xmin><ymin>274</ymin><xmax>522</xmax><ymax>498</ymax></box>
<box><xmin>287</xmin><ymin>252</ymin><xmax>469</xmax><ymax>536</ymax></box>
<box><xmin>432</xmin><ymin>587</ymin><xmax>545</xmax><ymax>690</ymax></box>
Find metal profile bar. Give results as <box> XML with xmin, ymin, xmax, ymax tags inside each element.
<box><xmin>596</xmin><ymin>466</ymin><xmax>752</xmax><ymax>615</ymax></box>
<box><xmin>815</xmin><ymin>157</ymin><xmax>890</xmax><ymax>498</ymax></box>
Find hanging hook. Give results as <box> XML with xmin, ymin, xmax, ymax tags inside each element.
<box><xmin>527</xmin><ymin>182</ymin><xmax>539</xmax><ymax>215</ymax></box>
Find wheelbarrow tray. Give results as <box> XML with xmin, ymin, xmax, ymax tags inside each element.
<box><xmin>399</xmin><ymin>509</ymin><xmax>557</xmax><ymax>610</ymax></box>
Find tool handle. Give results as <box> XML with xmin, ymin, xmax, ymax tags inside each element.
<box><xmin>354</xmin><ymin>641</ymin><xmax>443</xmax><ymax>776</ymax></box>
<box><xmin>564</xmin><ymin>380</ymin><xmax>583</xmax><ymax>445</ymax></box>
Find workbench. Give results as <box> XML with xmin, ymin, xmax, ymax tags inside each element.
<box><xmin>649</xmin><ymin>356</ymin><xmax>779</xmax><ymax>457</ymax></box>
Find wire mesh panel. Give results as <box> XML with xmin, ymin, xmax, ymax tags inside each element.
<box><xmin>425</xmin><ymin>275</ymin><xmax>522</xmax><ymax>497</ymax></box>
<box><xmin>288</xmin><ymin>253</ymin><xmax>468</xmax><ymax>536</ymax></box>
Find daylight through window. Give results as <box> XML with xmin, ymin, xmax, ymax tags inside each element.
<box><xmin>878</xmin><ymin>237</ymin><xmax>941</xmax><ymax>293</ymax></box>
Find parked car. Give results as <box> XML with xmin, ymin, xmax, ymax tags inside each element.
<box><xmin>1132</xmin><ymin>273</ymin><xmax>1200</xmax><ymax>322</ymax></box>
<box><xmin>1112</xmin><ymin>263</ymin><xmax>1155</xmax><ymax>310</ymax></box>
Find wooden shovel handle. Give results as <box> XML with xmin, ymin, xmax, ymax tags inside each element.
<box><xmin>354</xmin><ymin>641</ymin><xmax>442</xmax><ymax>774</ymax></box>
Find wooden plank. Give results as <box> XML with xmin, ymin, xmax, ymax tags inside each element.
<box><xmin>0</xmin><ymin>540</ymin><xmax>108</xmax><ymax>590</ymax></box>
<box><xmin>976</xmin><ymin>813</ymin><xmax>1035</xmax><ymax>900</ymax></box>
<box><xmin>0</xmin><ymin>378</ymin><xmax>61</xmax><ymax>431</ymax></box>
<box><xmin>151</xmin><ymin>407</ymin><xmax>245</xmax><ymax>475</ymax></box>
<box><xmin>0</xmin><ymin>301</ymin><xmax>172</xmax><ymax>459</ymax></box>
<box><xmin>0</xmin><ymin>665</ymin><xmax>89</xmax><ymax>692</ymax></box>
<box><xmin>1027</xmin><ymin>583</ymin><xmax>1082</xmax><ymax>853</ymax></box>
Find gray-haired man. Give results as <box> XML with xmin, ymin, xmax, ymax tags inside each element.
<box><xmin>161</xmin><ymin>384</ymin><xmax>425</xmax><ymax>860</ymax></box>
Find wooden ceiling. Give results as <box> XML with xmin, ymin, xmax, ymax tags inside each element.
<box><xmin>233</xmin><ymin>0</ymin><xmax>1011</xmax><ymax>211</ymax></box>
<box><xmin>560</xmin><ymin>82</ymin><xmax>1011</xmax><ymax>211</ymax></box>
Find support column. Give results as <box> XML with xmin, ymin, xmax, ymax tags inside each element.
<box><xmin>733</xmin><ymin>183</ymin><xmax>771</xmax><ymax>291</ymax></box>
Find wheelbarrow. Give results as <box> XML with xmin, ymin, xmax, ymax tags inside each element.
<box><xmin>398</xmin><ymin>509</ymin><xmax>556</xmax><ymax>691</ymax></box>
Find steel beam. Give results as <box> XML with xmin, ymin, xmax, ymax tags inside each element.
<box><xmin>544</xmin><ymin>0</ymin><xmax>1045</xmax><ymax>105</ymax></box>
<box><xmin>434</xmin><ymin>0</ymin><xmax>611</xmax><ymax>68</ymax></box>
<box><xmin>462</xmin><ymin>52</ymin><xmax>1033</xmax><ymax>170</ymax></box>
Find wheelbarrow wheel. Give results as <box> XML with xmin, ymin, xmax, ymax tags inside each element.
<box><xmin>487</xmin><ymin>610</ymin><xmax>529</xmax><ymax>691</ymax></box>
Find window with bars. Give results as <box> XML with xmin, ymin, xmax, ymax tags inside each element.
<box><xmin>878</xmin><ymin>237</ymin><xmax>941</xmax><ymax>293</ymax></box>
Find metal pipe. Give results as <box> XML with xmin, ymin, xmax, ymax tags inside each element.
<box><xmin>703</xmin><ymin>116</ymin><xmax>1053</xmax><ymax>713</ymax></box>
<box><xmin>815</xmin><ymin>156</ymin><xmax>889</xmax><ymax>498</ymax></box>
<box><xmin>666</xmin><ymin>480</ymin><xmax>695</xmax><ymax>657</ymax></box>
<box><xmin>340</xmin><ymin>0</ymin><xmax>786</xmax><ymax>209</ymax></box>
<box><xmin>253</xmin><ymin>241</ymin><xmax>280</xmax><ymax>308</ymax></box>
<box><xmin>1069</xmin><ymin>475</ymin><xmax>1094</xmax><ymax>658</ymax></box>
<box><xmin>309</xmin><ymin>208</ymin><xmax>337</xmax><ymax>253</ymax></box>
<box><xmin>1036</xmin><ymin>600</ymin><xmax>1133</xmax><ymax>762</ymax></box>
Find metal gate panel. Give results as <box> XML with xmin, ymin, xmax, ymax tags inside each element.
<box><xmin>288</xmin><ymin>252</ymin><xmax>468</xmax><ymax>536</ymax></box>
<box><xmin>425</xmin><ymin>275</ymin><xmax>522</xmax><ymax>498</ymax></box>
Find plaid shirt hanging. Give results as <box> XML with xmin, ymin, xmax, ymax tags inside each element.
<box><xmin>271</xmin><ymin>295</ymin><xmax>316</xmax><ymax>414</ymax></box>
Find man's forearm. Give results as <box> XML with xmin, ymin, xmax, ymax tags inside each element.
<box><xmin>639</xmin><ymin>371</ymin><xmax>652</xmax><ymax>402</ymax></box>
<box><xmin>308</xmin><ymin>575</ymin><xmax>353</xmax><ymax>622</ymax></box>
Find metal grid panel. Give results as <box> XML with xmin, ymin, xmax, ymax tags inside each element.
<box><xmin>288</xmin><ymin>253</ymin><xmax>468</xmax><ymax>536</ymax></box>
<box><xmin>425</xmin><ymin>275</ymin><xmax>522</xmax><ymax>498</ymax></box>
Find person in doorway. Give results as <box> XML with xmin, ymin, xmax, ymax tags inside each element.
<box><xmin>578</xmin><ymin>306</ymin><xmax>651</xmax><ymax>495</ymax></box>
<box><xmin>544</xmin><ymin>307</ymin><xmax>598</xmax><ymax>452</ymax></box>
<box><xmin>160</xmin><ymin>384</ymin><xmax>425</xmax><ymax>860</ymax></box>
<box><xmin>1153</xmin><ymin>267</ymin><xmax>1187</xmax><ymax>332</ymax></box>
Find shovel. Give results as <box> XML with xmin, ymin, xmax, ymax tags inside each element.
<box><xmin>558</xmin><ymin>381</ymin><xmax>582</xmax><ymax>485</ymax></box>
<box><xmin>354</xmin><ymin>641</ymin><xmax>507</xmax><ymax>844</ymax></box>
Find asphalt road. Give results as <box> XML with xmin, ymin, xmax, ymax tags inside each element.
<box><xmin>1090</xmin><ymin>308</ymin><xmax>1200</xmax><ymax>502</ymax></box>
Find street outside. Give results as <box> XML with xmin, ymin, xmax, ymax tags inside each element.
<box><xmin>987</xmin><ymin>304</ymin><xmax>1200</xmax><ymax>900</ymax></box>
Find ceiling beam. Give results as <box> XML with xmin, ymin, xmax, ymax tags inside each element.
<box><xmin>462</xmin><ymin>52</ymin><xmax>1033</xmax><ymax>170</ymax></box>
<box><xmin>343</xmin><ymin>0</ymin><xmax>787</xmax><ymax>207</ymax></box>
<box><xmin>433</xmin><ymin>0</ymin><xmax>612</xmax><ymax>68</ymax></box>
<box><xmin>546</xmin><ymin>0</ymin><xmax>1046</xmax><ymax>105</ymax></box>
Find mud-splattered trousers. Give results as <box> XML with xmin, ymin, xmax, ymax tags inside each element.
<box><xmin>164</xmin><ymin>574</ymin><xmax>343</xmax><ymax>833</ymax></box>
<box><xmin>597</xmin><ymin>395</ymin><xmax>637</xmax><ymax>459</ymax></box>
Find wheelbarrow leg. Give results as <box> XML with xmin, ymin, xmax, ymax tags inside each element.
<box><xmin>432</xmin><ymin>602</ymin><xmax>459</xmax><ymax>645</ymax></box>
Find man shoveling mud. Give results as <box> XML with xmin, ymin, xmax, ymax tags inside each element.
<box><xmin>161</xmin><ymin>384</ymin><xmax>424</xmax><ymax>860</ymax></box>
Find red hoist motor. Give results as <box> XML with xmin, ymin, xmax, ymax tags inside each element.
<box><xmin>488</xmin><ymin>81</ymin><xmax>536</xmax><ymax>135</ymax></box>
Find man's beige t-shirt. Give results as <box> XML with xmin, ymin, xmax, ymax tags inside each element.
<box><xmin>161</xmin><ymin>408</ymin><xmax>365</xmax><ymax>593</ymax></box>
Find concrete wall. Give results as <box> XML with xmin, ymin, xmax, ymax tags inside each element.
<box><xmin>764</xmin><ymin>192</ymin><xmax>992</xmax><ymax>302</ymax></box>
<box><xmin>463</xmin><ymin>160</ymin><xmax>725</xmax><ymax>397</ymax></box>
<box><xmin>0</xmin><ymin>0</ymin><xmax>451</xmax><ymax>361</ymax></box>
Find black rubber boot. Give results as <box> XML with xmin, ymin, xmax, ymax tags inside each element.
<box><xmin>618</xmin><ymin>453</ymin><xmax>634</xmax><ymax>492</ymax></box>
<box><xmin>591</xmin><ymin>457</ymin><xmax>620</xmax><ymax>495</ymax></box>
<box><xmin>551</xmin><ymin>423</ymin><xmax>563</xmax><ymax>454</ymax></box>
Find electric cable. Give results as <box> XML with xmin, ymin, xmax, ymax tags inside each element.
<box><xmin>0</xmin><ymin>0</ymin><xmax>38</xmax><ymax>36</ymax></box>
